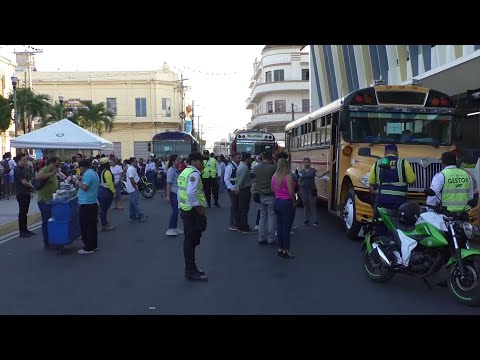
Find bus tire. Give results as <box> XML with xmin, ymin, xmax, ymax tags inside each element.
<box><xmin>343</xmin><ymin>188</ymin><xmax>362</xmax><ymax>241</ymax></box>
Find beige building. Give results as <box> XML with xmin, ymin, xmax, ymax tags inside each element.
<box><xmin>28</xmin><ymin>66</ymin><xmax>184</xmax><ymax>159</ymax></box>
<box><xmin>0</xmin><ymin>54</ymin><xmax>18</xmax><ymax>156</ymax></box>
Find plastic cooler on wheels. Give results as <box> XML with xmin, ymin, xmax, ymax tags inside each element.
<box><xmin>47</xmin><ymin>188</ymin><xmax>81</xmax><ymax>251</ymax></box>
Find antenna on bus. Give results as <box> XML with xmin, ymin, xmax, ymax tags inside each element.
<box><xmin>410</xmin><ymin>78</ymin><xmax>422</xmax><ymax>86</ymax></box>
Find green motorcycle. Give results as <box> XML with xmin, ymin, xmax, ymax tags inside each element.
<box><xmin>362</xmin><ymin>157</ymin><xmax>480</xmax><ymax>306</ymax></box>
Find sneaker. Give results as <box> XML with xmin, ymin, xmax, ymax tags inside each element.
<box><xmin>77</xmin><ymin>249</ymin><xmax>94</xmax><ymax>255</ymax></box>
<box><xmin>240</xmin><ymin>228</ymin><xmax>256</xmax><ymax>234</ymax></box>
<box><xmin>138</xmin><ymin>215</ymin><xmax>149</xmax><ymax>222</ymax></box>
<box><xmin>27</xmin><ymin>230</ymin><xmax>36</xmax><ymax>235</ymax></box>
<box><xmin>175</xmin><ymin>228</ymin><xmax>184</xmax><ymax>234</ymax></box>
<box><xmin>254</xmin><ymin>225</ymin><xmax>259</xmax><ymax>231</ymax></box>
<box><xmin>228</xmin><ymin>226</ymin><xmax>238</xmax><ymax>231</ymax></box>
<box><xmin>166</xmin><ymin>229</ymin><xmax>178</xmax><ymax>236</ymax></box>
<box><xmin>291</xmin><ymin>225</ymin><xmax>298</xmax><ymax>230</ymax></box>
<box><xmin>313</xmin><ymin>222</ymin><xmax>320</xmax><ymax>227</ymax></box>
<box><xmin>129</xmin><ymin>217</ymin><xmax>138</xmax><ymax>222</ymax></box>
<box><xmin>101</xmin><ymin>225</ymin><xmax>116</xmax><ymax>231</ymax></box>
<box><xmin>303</xmin><ymin>221</ymin><xmax>310</xmax><ymax>226</ymax></box>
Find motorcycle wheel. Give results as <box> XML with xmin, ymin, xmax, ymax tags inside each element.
<box><xmin>363</xmin><ymin>249</ymin><xmax>394</xmax><ymax>283</ymax></box>
<box><xmin>141</xmin><ymin>185</ymin><xmax>156</xmax><ymax>199</ymax></box>
<box><xmin>448</xmin><ymin>256</ymin><xmax>480</xmax><ymax>306</ymax></box>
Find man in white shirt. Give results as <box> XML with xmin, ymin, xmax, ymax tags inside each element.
<box><xmin>427</xmin><ymin>151</ymin><xmax>474</xmax><ymax>210</ymax></box>
<box><xmin>126</xmin><ymin>157</ymin><xmax>148</xmax><ymax>221</ymax></box>
<box><xmin>224</xmin><ymin>152</ymin><xmax>241</xmax><ymax>231</ymax></box>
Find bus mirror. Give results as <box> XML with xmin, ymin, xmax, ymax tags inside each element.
<box><xmin>358</xmin><ymin>147</ymin><xmax>380</xmax><ymax>159</ymax></box>
<box><xmin>358</xmin><ymin>148</ymin><xmax>371</xmax><ymax>157</ymax></box>
<box><xmin>339</xmin><ymin>109</ymin><xmax>349</xmax><ymax>132</ymax></box>
<box><xmin>454</xmin><ymin>123</ymin><xmax>463</xmax><ymax>141</ymax></box>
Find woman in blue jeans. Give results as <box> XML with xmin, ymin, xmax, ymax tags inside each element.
<box><xmin>165</xmin><ymin>154</ymin><xmax>184</xmax><ymax>236</ymax></box>
<box><xmin>271</xmin><ymin>158</ymin><xmax>296</xmax><ymax>258</ymax></box>
<box><xmin>97</xmin><ymin>157</ymin><xmax>116</xmax><ymax>231</ymax></box>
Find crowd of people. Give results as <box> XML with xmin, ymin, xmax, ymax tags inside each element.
<box><xmin>6</xmin><ymin>144</ymin><xmax>477</xmax><ymax>284</ymax></box>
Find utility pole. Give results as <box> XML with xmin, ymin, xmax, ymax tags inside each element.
<box><xmin>196</xmin><ymin>116</ymin><xmax>202</xmax><ymax>138</ymax></box>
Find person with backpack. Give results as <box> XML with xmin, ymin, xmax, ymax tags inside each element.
<box><xmin>14</xmin><ymin>153</ymin><xmax>35</xmax><ymax>238</ymax></box>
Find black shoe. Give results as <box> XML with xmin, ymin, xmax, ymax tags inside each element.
<box><xmin>278</xmin><ymin>249</ymin><xmax>285</xmax><ymax>257</ymax></box>
<box><xmin>207</xmin><ymin>202</ymin><xmax>211</xmax><ymax>208</ymax></box>
<box><xmin>194</xmin><ymin>268</ymin><xmax>205</xmax><ymax>276</ymax></box>
<box><xmin>19</xmin><ymin>232</ymin><xmax>31</xmax><ymax>238</ymax></box>
<box><xmin>283</xmin><ymin>250</ymin><xmax>295</xmax><ymax>259</ymax></box>
<box><xmin>303</xmin><ymin>221</ymin><xmax>310</xmax><ymax>226</ymax></box>
<box><xmin>267</xmin><ymin>241</ymin><xmax>277</xmax><ymax>246</ymax></box>
<box><xmin>214</xmin><ymin>202</ymin><xmax>221</xmax><ymax>207</ymax></box>
<box><xmin>27</xmin><ymin>231</ymin><xmax>36</xmax><ymax>236</ymax></box>
<box><xmin>185</xmin><ymin>271</ymin><xmax>208</xmax><ymax>281</ymax></box>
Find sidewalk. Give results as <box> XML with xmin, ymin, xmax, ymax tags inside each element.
<box><xmin>0</xmin><ymin>194</ymin><xmax>41</xmax><ymax>237</ymax></box>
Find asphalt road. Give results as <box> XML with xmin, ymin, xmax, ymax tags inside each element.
<box><xmin>0</xmin><ymin>191</ymin><xmax>478</xmax><ymax>315</ymax></box>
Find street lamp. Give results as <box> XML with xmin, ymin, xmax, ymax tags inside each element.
<box><xmin>58</xmin><ymin>95</ymin><xmax>64</xmax><ymax>119</ymax></box>
<box><xmin>11</xmin><ymin>75</ymin><xmax>18</xmax><ymax>137</ymax></box>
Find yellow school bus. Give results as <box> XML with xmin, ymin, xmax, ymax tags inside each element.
<box><xmin>285</xmin><ymin>84</ymin><xmax>476</xmax><ymax>239</ymax></box>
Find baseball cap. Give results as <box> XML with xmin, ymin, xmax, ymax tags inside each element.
<box><xmin>100</xmin><ymin>157</ymin><xmax>110</xmax><ymax>164</ymax></box>
<box><xmin>385</xmin><ymin>144</ymin><xmax>398</xmax><ymax>152</ymax></box>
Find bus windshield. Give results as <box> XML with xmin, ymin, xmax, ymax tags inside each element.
<box><xmin>348</xmin><ymin>111</ymin><xmax>453</xmax><ymax>146</ymax></box>
<box><xmin>237</xmin><ymin>142</ymin><xmax>274</xmax><ymax>156</ymax></box>
<box><xmin>153</xmin><ymin>140</ymin><xmax>192</xmax><ymax>157</ymax></box>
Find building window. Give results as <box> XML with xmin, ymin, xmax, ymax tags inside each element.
<box><xmin>274</xmin><ymin>69</ymin><xmax>284</xmax><ymax>82</ymax></box>
<box><xmin>162</xmin><ymin>98</ymin><xmax>171</xmax><ymax>117</ymax></box>
<box><xmin>274</xmin><ymin>100</ymin><xmax>286</xmax><ymax>112</ymax></box>
<box><xmin>265</xmin><ymin>71</ymin><xmax>272</xmax><ymax>83</ymax></box>
<box><xmin>106</xmin><ymin>98</ymin><xmax>117</xmax><ymax>115</ymax></box>
<box><xmin>302</xmin><ymin>99</ymin><xmax>310</xmax><ymax>113</ymax></box>
<box><xmin>267</xmin><ymin>101</ymin><xmax>273</xmax><ymax>113</ymax></box>
<box><xmin>135</xmin><ymin>97</ymin><xmax>147</xmax><ymax>117</ymax></box>
<box><xmin>302</xmin><ymin>69</ymin><xmax>310</xmax><ymax>81</ymax></box>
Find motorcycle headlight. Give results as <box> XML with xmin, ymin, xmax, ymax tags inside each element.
<box><xmin>360</xmin><ymin>172</ymin><xmax>370</xmax><ymax>188</ymax></box>
<box><xmin>463</xmin><ymin>222</ymin><xmax>474</xmax><ymax>239</ymax></box>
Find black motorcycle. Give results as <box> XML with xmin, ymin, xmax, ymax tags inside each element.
<box><xmin>121</xmin><ymin>175</ymin><xmax>156</xmax><ymax>199</ymax></box>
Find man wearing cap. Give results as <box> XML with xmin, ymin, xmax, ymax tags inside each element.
<box><xmin>177</xmin><ymin>152</ymin><xmax>208</xmax><ymax>281</ymax></box>
<box><xmin>427</xmin><ymin>151</ymin><xmax>475</xmax><ymax>212</ymax></box>
<box><xmin>368</xmin><ymin>144</ymin><xmax>416</xmax><ymax>210</ymax></box>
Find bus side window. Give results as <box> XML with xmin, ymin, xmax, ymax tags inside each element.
<box><xmin>325</xmin><ymin>114</ymin><xmax>332</xmax><ymax>144</ymax></box>
<box><xmin>312</xmin><ymin>120</ymin><xmax>317</xmax><ymax>145</ymax></box>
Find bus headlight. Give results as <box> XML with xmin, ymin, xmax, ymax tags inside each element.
<box><xmin>463</xmin><ymin>222</ymin><xmax>474</xmax><ymax>239</ymax></box>
<box><xmin>360</xmin><ymin>172</ymin><xmax>370</xmax><ymax>188</ymax></box>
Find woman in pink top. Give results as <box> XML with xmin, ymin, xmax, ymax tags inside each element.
<box><xmin>271</xmin><ymin>158</ymin><xmax>296</xmax><ymax>258</ymax></box>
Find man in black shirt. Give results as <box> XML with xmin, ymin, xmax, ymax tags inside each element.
<box><xmin>14</xmin><ymin>153</ymin><xmax>35</xmax><ymax>238</ymax></box>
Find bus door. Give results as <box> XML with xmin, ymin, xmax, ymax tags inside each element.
<box><xmin>328</xmin><ymin>112</ymin><xmax>340</xmax><ymax>214</ymax></box>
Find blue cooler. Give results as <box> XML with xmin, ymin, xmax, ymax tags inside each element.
<box><xmin>51</xmin><ymin>201</ymin><xmax>74</xmax><ymax>221</ymax></box>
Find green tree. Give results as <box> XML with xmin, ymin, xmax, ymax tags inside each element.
<box><xmin>76</xmin><ymin>101</ymin><xmax>114</xmax><ymax>135</ymax></box>
<box><xmin>0</xmin><ymin>96</ymin><xmax>12</xmax><ymax>131</ymax></box>
<box><xmin>8</xmin><ymin>88</ymin><xmax>52</xmax><ymax>133</ymax></box>
<box><xmin>41</xmin><ymin>103</ymin><xmax>78</xmax><ymax>127</ymax></box>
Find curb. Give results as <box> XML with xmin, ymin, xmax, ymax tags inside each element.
<box><xmin>0</xmin><ymin>212</ymin><xmax>42</xmax><ymax>237</ymax></box>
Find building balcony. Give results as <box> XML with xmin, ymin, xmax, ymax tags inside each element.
<box><xmin>246</xmin><ymin>79</ymin><xmax>309</xmax><ymax>108</ymax></box>
<box><xmin>250</xmin><ymin>111</ymin><xmax>308</xmax><ymax>129</ymax></box>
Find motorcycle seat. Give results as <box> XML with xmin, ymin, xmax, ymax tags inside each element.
<box><xmin>390</xmin><ymin>216</ymin><xmax>415</xmax><ymax>232</ymax></box>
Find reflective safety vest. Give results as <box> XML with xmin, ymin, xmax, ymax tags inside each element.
<box><xmin>99</xmin><ymin>169</ymin><xmax>110</xmax><ymax>189</ymax></box>
<box><xmin>374</xmin><ymin>156</ymin><xmax>408</xmax><ymax>204</ymax></box>
<box><xmin>202</xmin><ymin>158</ymin><xmax>217</xmax><ymax>179</ymax></box>
<box><xmin>229</xmin><ymin>162</ymin><xmax>238</xmax><ymax>185</ymax></box>
<box><xmin>178</xmin><ymin>167</ymin><xmax>206</xmax><ymax>211</ymax></box>
<box><xmin>441</xmin><ymin>167</ymin><xmax>471</xmax><ymax>212</ymax></box>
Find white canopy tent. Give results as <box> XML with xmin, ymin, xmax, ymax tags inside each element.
<box><xmin>10</xmin><ymin>119</ymin><xmax>114</xmax><ymax>150</ymax></box>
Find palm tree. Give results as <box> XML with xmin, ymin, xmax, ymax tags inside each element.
<box><xmin>8</xmin><ymin>88</ymin><xmax>52</xmax><ymax>133</ymax></box>
<box><xmin>76</xmin><ymin>101</ymin><xmax>114</xmax><ymax>136</ymax></box>
<box><xmin>0</xmin><ymin>96</ymin><xmax>12</xmax><ymax>132</ymax></box>
<box><xmin>41</xmin><ymin>103</ymin><xmax>78</xmax><ymax>127</ymax></box>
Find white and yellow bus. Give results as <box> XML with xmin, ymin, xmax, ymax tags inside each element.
<box><xmin>285</xmin><ymin>84</ymin><xmax>469</xmax><ymax>239</ymax></box>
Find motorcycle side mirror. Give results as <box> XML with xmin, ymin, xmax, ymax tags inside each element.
<box><xmin>424</xmin><ymin>188</ymin><xmax>436</xmax><ymax>197</ymax></box>
<box><xmin>468</xmin><ymin>198</ymin><xmax>478</xmax><ymax>208</ymax></box>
